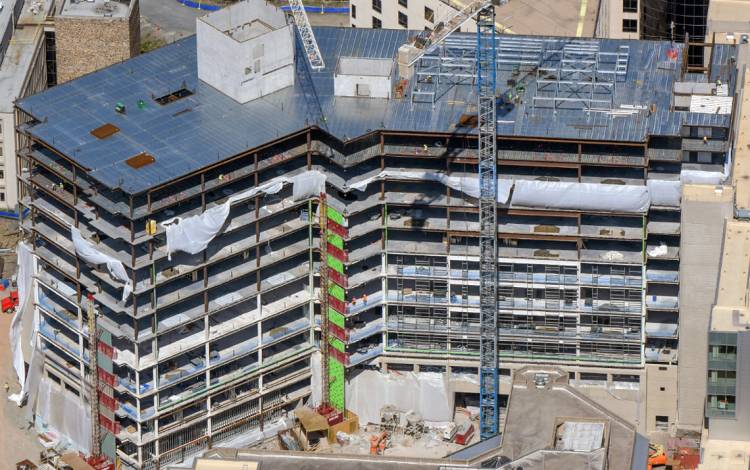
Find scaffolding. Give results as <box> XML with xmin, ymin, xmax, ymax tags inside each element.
<box><xmin>410</xmin><ymin>36</ymin><xmax>545</xmax><ymax>105</ymax></box>
<box><xmin>532</xmin><ymin>42</ymin><xmax>630</xmax><ymax>113</ymax></box>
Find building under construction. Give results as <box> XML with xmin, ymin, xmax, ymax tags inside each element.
<box><xmin>10</xmin><ymin>0</ymin><xmax>739</xmax><ymax>467</ymax></box>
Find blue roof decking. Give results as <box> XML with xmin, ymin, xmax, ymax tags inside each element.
<box><xmin>17</xmin><ymin>27</ymin><xmax>735</xmax><ymax>194</ymax></box>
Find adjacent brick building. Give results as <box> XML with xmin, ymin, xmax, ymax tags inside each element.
<box><xmin>54</xmin><ymin>0</ymin><xmax>140</xmax><ymax>83</ymax></box>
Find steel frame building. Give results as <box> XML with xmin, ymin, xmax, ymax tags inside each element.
<box><xmin>12</xmin><ymin>23</ymin><xmax>738</xmax><ymax>469</ymax></box>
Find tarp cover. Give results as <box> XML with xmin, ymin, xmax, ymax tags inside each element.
<box><xmin>346</xmin><ymin>370</ymin><xmax>454</xmax><ymax>425</ymax></box>
<box><xmin>71</xmin><ymin>227</ymin><xmax>132</xmax><ymax>302</ymax></box>
<box><xmin>350</xmin><ymin>170</ymin><xmax>513</xmax><ymax>204</ymax></box>
<box><xmin>34</xmin><ymin>376</ymin><xmax>91</xmax><ymax>455</ymax></box>
<box><xmin>162</xmin><ymin>171</ymin><xmax>326</xmax><ymax>259</ymax></box>
<box><xmin>9</xmin><ymin>242</ymin><xmax>34</xmax><ymax>405</ymax></box>
<box><xmin>647</xmin><ymin>180</ymin><xmax>682</xmax><ymax>207</ymax></box>
<box><xmin>681</xmin><ymin>170</ymin><xmax>725</xmax><ymax>185</ymax></box>
<box><xmin>511</xmin><ymin>180</ymin><xmax>651</xmax><ymax>213</ymax></box>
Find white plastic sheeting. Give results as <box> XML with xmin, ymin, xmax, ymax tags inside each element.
<box><xmin>511</xmin><ymin>180</ymin><xmax>651</xmax><ymax>213</ymax></box>
<box><xmin>681</xmin><ymin>170</ymin><xmax>725</xmax><ymax>185</ymax></box>
<box><xmin>162</xmin><ymin>171</ymin><xmax>326</xmax><ymax>259</ymax></box>
<box><xmin>647</xmin><ymin>243</ymin><xmax>668</xmax><ymax>257</ymax></box>
<box><xmin>292</xmin><ymin>171</ymin><xmax>327</xmax><ymax>202</ymax></box>
<box><xmin>34</xmin><ymin>376</ymin><xmax>91</xmax><ymax>455</ymax></box>
<box><xmin>309</xmin><ymin>351</ymin><xmax>323</xmax><ymax>407</ymax></box>
<box><xmin>71</xmin><ymin>227</ymin><xmax>131</xmax><ymax>302</ymax></box>
<box><xmin>350</xmin><ymin>170</ymin><xmax>514</xmax><ymax>204</ymax></box>
<box><xmin>9</xmin><ymin>242</ymin><xmax>34</xmax><ymax>405</ymax></box>
<box><xmin>346</xmin><ymin>370</ymin><xmax>454</xmax><ymax>425</ymax></box>
<box><xmin>647</xmin><ymin>180</ymin><xmax>682</xmax><ymax>207</ymax></box>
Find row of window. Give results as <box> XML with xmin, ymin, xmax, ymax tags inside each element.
<box><xmin>621</xmin><ymin>0</ymin><xmax>637</xmax><ymax>33</ymax></box>
<box><xmin>353</xmin><ymin>0</ymin><xmax>434</xmax><ymax>29</ymax></box>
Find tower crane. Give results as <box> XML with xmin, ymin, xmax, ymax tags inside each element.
<box><xmin>403</xmin><ymin>0</ymin><xmax>502</xmax><ymax>440</ymax></box>
<box><xmin>287</xmin><ymin>0</ymin><xmax>325</xmax><ymax>70</ymax></box>
<box><xmin>475</xmin><ymin>3</ymin><xmax>499</xmax><ymax>441</ymax></box>
<box><xmin>404</xmin><ymin>0</ymin><xmax>501</xmax><ymax>440</ymax></box>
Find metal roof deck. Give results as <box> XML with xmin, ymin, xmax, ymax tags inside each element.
<box><xmin>17</xmin><ymin>27</ymin><xmax>736</xmax><ymax>194</ymax></box>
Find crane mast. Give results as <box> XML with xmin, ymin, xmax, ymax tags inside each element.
<box><xmin>476</xmin><ymin>4</ymin><xmax>499</xmax><ymax>441</ymax></box>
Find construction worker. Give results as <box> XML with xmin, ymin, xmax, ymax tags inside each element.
<box><xmin>3</xmin><ymin>382</ymin><xmax>9</xmax><ymax>394</ymax></box>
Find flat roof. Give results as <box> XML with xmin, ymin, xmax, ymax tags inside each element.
<box><xmin>0</xmin><ymin>0</ymin><xmax>20</xmax><ymax>63</ymax></box>
<box><xmin>500</xmin><ymin>368</ymin><xmax>643</xmax><ymax>470</ymax></box>
<box><xmin>711</xmin><ymin>218</ymin><xmax>750</xmax><ymax>332</ymax></box>
<box><xmin>699</xmin><ymin>439</ymin><xmax>750</xmax><ymax>470</ymax></box>
<box><xmin>60</xmin><ymin>0</ymin><xmax>132</xmax><ymax>18</ymax></box>
<box><xmin>733</xmin><ymin>67</ymin><xmax>750</xmax><ymax>213</ymax></box>
<box><xmin>337</xmin><ymin>57</ymin><xmax>393</xmax><ymax>77</ymax></box>
<box><xmin>0</xmin><ymin>7</ymin><xmax>47</xmax><ymax>113</ymax></box>
<box><xmin>194</xmin><ymin>458</ymin><xmax>259</xmax><ymax>470</ymax></box>
<box><xmin>17</xmin><ymin>28</ymin><xmax>737</xmax><ymax>194</ymax></box>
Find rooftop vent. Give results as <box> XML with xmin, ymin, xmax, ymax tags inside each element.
<box><xmin>155</xmin><ymin>88</ymin><xmax>194</xmax><ymax>106</ymax></box>
<box><xmin>90</xmin><ymin>123</ymin><xmax>119</xmax><ymax>139</ymax></box>
<box><xmin>126</xmin><ymin>152</ymin><xmax>155</xmax><ymax>169</ymax></box>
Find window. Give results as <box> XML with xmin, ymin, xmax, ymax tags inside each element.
<box><xmin>623</xmin><ymin>0</ymin><xmax>637</xmax><ymax>12</ymax></box>
<box><xmin>0</xmin><ymin>193</ymin><xmax>6</xmax><ymax>202</ymax></box>
<box><xmin>398</xmin><ymin>0</ymin><xmax>407</xmax><ymax>7</ymax></box>
<box><xmin>372</xmin><ymin>0</ymin><xmax>381</xmax><ymax>13</ymax></box>
<box><xmin>351</xmin><ymin>4</ymin><xmax>356</xmax><ymax>18</ymax></box>
<box><xmin>0</xmin><ymin>170</ymin><xmax>5</xmax><ymax>179</ymax></box>
<box><xmin>655</xmin><ymin>416</ymin><xmax>668</xmax><ymax>431</ymax></box>
<box><xmin>372</xmin><ymin>16</ymin><xmax>382</xmax><ymax>28</ymax></box>
<box><xmin>424</xmin><ymin>6</ymin><xmax>434</xmax><ymax>22</ymax></box>
<box><xmin>622</xmin><ymin>19</ymin><xmax>637</xmax><ymax>32</ymax></box>
<box><xmin>398</xmin><ymin>11</ymin><xmax>408</xmax><ymax>28</ymax></box>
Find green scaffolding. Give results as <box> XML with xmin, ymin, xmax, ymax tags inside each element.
<box><xmin>326</xmin><ymin>205</ymin><xmax>347</xmax><ymax>412</ymax></box>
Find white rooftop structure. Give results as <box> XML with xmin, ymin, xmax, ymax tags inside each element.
<box><xmin>196</xmin><ymin>0</ymin><xmax>295</xmax><ymax>104</ymax></box>
<box><xmin>334</xmin><ymin>57</ymin><xmax>393</xmax><ymax>99</ymax></box>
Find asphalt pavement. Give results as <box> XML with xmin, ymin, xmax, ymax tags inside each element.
<box><xmin>140</xmin><ymin>0</ymin><xmax>203</xmax><ymax>41</ymax></box>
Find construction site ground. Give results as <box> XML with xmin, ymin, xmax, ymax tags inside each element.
<box><xmin>255</xmin><ymin>409</ymin><xmax>480</xmax><ymax>458</ymax></box>
<box><xmin>0</xmin><ymin>219</ymin><xmax>44</xmax><ymax>466</ymax></box>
